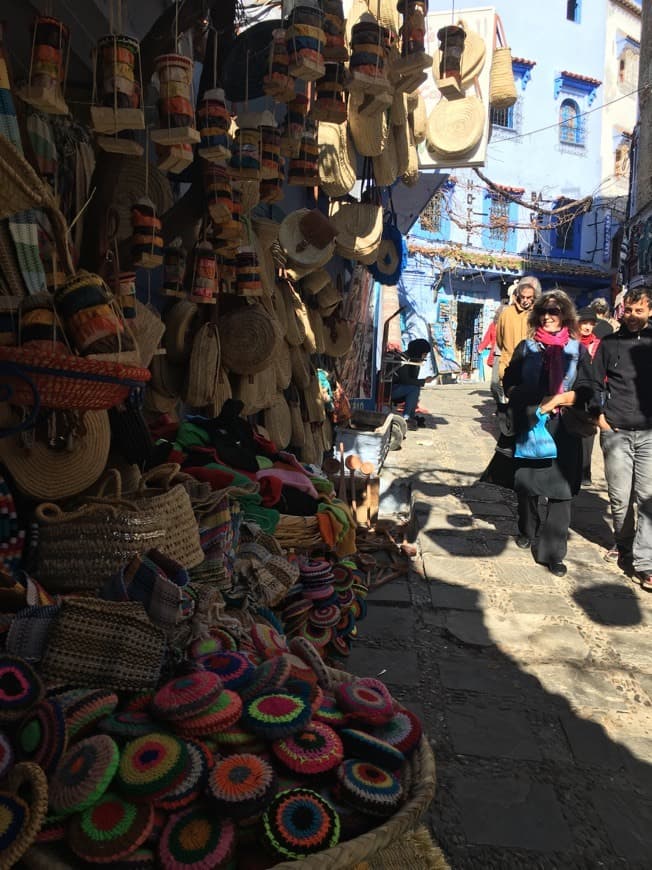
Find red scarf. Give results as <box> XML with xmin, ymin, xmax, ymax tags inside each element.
<box><xmin>534</xmin><ymin>326</ymin><xmax>570</xmax><ymax>395</ymax></box>
<box><xmin>579</xmin><ymin>333</ymin><xmax>599</xmax><ymax>358</ymax></box>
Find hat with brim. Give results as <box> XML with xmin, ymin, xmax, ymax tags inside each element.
<box><xmin>0</xmin><ymin>405</ymin><xmax>110</xmax><ymax>500</ymax></box>
<box><xmin>279</xmin><ymin>209</ymin><xmax>337</xmax><ymax>272</ymax></box>
<box><xmin>330</xmin><ymin>200</ymin><xmax>383</xmax><ymax>262</ymax></box>
<box><xmin>369</xmin><ymin>222</ymin><xmax>407</xmax><ymax>285</ymax></box>
<box><xmin>426</xmin><ymin>95</ymin><xmax>485</xmax><ymax>160</ymax></box>
<box><xmin>577</xmin><ymin>306</ymin><xmax>597</xmax><ymax>322</ymax></box>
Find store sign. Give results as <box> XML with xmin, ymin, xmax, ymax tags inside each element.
<box><xmin>603</xmin><ymin>211</ymin><xmax>612</xmax><ymax>263</ymax></box>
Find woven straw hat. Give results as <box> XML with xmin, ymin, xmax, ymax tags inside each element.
<box><xmin>278</xmin><ymin>210</ymin><xmax>337</xmax><ymax>272</ymax></box>
<box><xmin>426</xmin><ymin>96</ymin><xmax>484</xmax><ymax>159</ymax></box>
<box><xmin>218</xmin><ymin>304</ymin><xmax>276</xmax><ymax>375</ymax></box>
<box><xmin>263</xmin><ymin>394</ymin><xmax>292</xmax><ymax>449</ymax></box>
<box><xmin>307</xmin><ymin>308</ymin><xmax>326</xmax><ymax>354</ymax></box>
<box><xmin>318</xmin><ymin>122</ymin><xmax>356</xmax><ymax>198</ymax></box>
<box><xmin>0</xmin><ymin>406</ymin><xmax>110</xmax><ymax>500</ymax></box>
<box><xmin>372</xmin><ymin>127</ymin><xmax>399</xmax><ymax>186</ymax></box>
<box><xmin>164</xmin><ymin>301</ymin><xmax>199</xmax><ymax>364</ymax></box>
<box><xmin>349</xmin><ymin>94</ymin><xmax>389</xmax><ymax>157</ymax></box>
<box><xmin>329</xmin><ymin>200</ymin><xmax>383</xmax><ymax>262</ymax></box>
<box><xmin>275</xmin><ymin>339</ymin><xmax>292</xmax><ymax>391</ymax></box>
<box><xmin>322</xmin><ymin>317</ymin><xmax>354</xmax><ymax>357</ymax></box>
<box><xmin>278</xmin><ymin>281</ymin><xmax>305</xmax><ymax>347</ymax></box>
<box><xmin>434</xmin><ymin>21</ymin><xmax>486</xmax><ymax>90</ymax></box>
<box><xmin>290</xmin><ymin>345</ymin><xmax>312</xmax><ymax>389</ymax></box>
<box><xmin>301</xmin><ymin>269</ymin><xmax>331</xmax><ymax>297</ymax></box>
<box><xmin>411</xmin><ymin>93</ymin><xmax>427</xmax><ymax>144</ymax></box>
<box><xmin>402</xmin><ymin>126</ymin><xmax>420</xmax><ymax>187</ymax></box>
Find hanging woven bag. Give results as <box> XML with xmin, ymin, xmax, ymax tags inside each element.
<box><xmin>489</xmin><ymin>15</ymin><xmax>517</xmax><ymax>109</ymax></box>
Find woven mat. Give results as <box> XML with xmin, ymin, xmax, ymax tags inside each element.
<box><xmin>352</xmin><ymin>826</ymin><xmax>451</xmax><ymax>870</ymax></box>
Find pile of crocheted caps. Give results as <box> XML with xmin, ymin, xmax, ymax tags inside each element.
<box><xmin>0</xmin><ymin>612</ymin><xmax>423</xmax><ymax>867</ymax></box>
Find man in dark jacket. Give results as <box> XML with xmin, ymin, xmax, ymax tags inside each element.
<box><xmin>390</xmin><ymin>338</ymin><xmax>436</xmax><ymax>430</ymax></box>
<box><xmin>587</xmin><ymin>287</ymin><xmax>652</xmax><ymax>590</ymax></box>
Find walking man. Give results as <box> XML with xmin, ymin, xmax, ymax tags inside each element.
<box><xmin>496</xmin><ymin>276</ymin><xmax>542</xmax><ymax>384</ymax></box>
<box><xmin>587</xmin><ymin>287</ymin><xmax>652</xmax><ymax>590</ymax></box>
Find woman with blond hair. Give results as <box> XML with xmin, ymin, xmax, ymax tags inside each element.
<box><xmin>503</xmin><ymin>289</ymin><xmax>593</xmax><ymax>576</ymax></box>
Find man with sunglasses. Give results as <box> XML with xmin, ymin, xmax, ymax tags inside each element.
<box><xmin>585</xmin><ymin>287</ymin><xmax>652</xmax><ymax>591</ymax></box>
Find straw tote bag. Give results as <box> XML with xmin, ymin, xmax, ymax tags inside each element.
<box><xmin>318</xmin><ymin>121</ymin><xmax>357</xmax><ymax>198</ymax></box>
<box><xmin>489</xmin><ymin>15</ymin><xmax>517</xmax><ymax>109</ymax></box>
<box><xmin>348</xmin><ymin>93</ymin><xmax>389</xmax><ymax>157</ymax></box>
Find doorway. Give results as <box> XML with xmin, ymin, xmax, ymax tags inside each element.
<box><xmin>455</xmin><ymin>302</ymin><xmax>483</xmax><ymax>373</ymax></box>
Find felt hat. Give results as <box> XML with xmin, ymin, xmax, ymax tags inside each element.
<box><xmin>313</xmin><ymin>693</ymin><xmax>348</xmax><ymax>729</ymax></box>
<box><xmin>372</xmin><ymin>707</ymin><xmax>423</xmax><ymax>756</ymax></box>
<box><xmin>55</xmin><ymin>688</ymin><xmax>119</xmax><ymax>741</ymax></box>
<box><xmin>279</xmin><ymin>209</ymin><xmax>337</xmax><ymax>272</ymax></box>
<box><xmin>0</xmin><ymin>731</ymin><xmax>13</xmax><ymax>779</ymax></box>
<box><xmin>196</xmin><ymin>651</ymin><xmax>254</xmax><ymax>690</ymax></box>
<box><xmin>262</xmin><ymin>788</ymin><xmax>341</xmax><ymax>860</ymax></box>
<box><xmin>49</xmin><ymin>734</ymin><xmax>120</xmax><ymax>815</ymax></box>
<box><xmin>174</xmin><ymin>690</ymin><xmax>243</xmax><ymax>738</ymax></box>
<box><xmin>239</xmin><ymin>654</ymin><xmax>292</xmax><ymax>703</ymax></box>
<box><xmin>0</xmin><ymin>405</ymin><xmax>110</xmax><ymax>500</ymax></box>
<box><xmin>208</xmin><ymin>753</ymin><xmax>277</xmax><ymax>819</ymax></box>
<box><xmin>340</xmin><ymin>728</ymin><xmax>405</xmax><ymax>771</ymax></box>
<box><xmin>152</xmin><ymin>671</ymin><xmax>224</xmax><ymax>722</ymax></box>
<box><xmin>335</xmin><ymin>677</ymin><xmax>394</xmax><ymax>725</ymax></box>
<box><xmin>99</xmin><ymin>711</ymin><xmax>158</xmax><ymax>740</ymax></box>
<box><xmin>159</xmin><ymin>805</ymin><xmax>236</xmax><ymax>869</ymax></box>
<box><xmin>68</xmin><ymin>791</ymin><xmax>154</xmax><ymax>863</ymax></box>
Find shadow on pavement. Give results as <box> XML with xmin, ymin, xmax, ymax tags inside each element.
<box><xmin>573</xmin><ymin>582</ymin><xmax>643</xmax><ymax>627</ymax></box>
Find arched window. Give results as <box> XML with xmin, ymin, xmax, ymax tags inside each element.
<box><xmin>559</xmin><ymin>98</ymin><xmax>582</xmax><ymax>146</ymax></box>
<box><xmin>618</xmin><ymin>46</ymin><xmax>639</xmax><ymax>91</ymax></box>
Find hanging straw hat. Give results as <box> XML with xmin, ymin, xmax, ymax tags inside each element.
<box><xmin>348</xmin><ymin>93</ymin><xmax>389</xmax><ymax>157</ymax></box>
<box><xmin>263</xmin><ymin>394</ymin><xmax>292</xmax><ymax>450</ymax></box>
<box><xmin>307</xmin><ymin>307</ymin><xmax>326</xmax><ymax>354</ymax></box>
<box><xmin>317</xmin><ymin>282</ymin><xmax>342</xmax><ymax>316</ymax></box>
<box><xmin>426</xmin><ymin>96</ymin><xmax>484</xmax><ymax>160</ymax></box>
<box><xmin>318</xmin><ymin>121</ymin><xmax>356</xmax><ymax>198</ymax></box>
<box><xmin>278</xmin><ymin>280</ymin><xmax>305</xmax><ymax>348</ymax></box>
<box><xmin>129</xmin><ymin>301</ymin><xmax>166</xmax><ymax>368</ymax></box>
<box><xmin>183</xmin><ymin>323</ymin><xmax>221</xmax><ymax>408</ymax></box>
<box><xmin>164</xmin><ymin>300</ymin><xmax>199</xmax><ymax>364</ymax></box>
<box><xmin>278</xmin><ymin>209</ymin><xmax>337</xmax><ymax>272</ymax></box>
<box><xmin>0</xmin><ymin>406</ymin><xmax>110</xmax><ymax>500</ymax></box>
<box><xmin>329</xmin><ymin>200</ymin><xmax>383</xmax><ymax>262</ymax></box>
<box><xmin>218</xmin><ymin>304</ymin><xmax>277</xmax><ymax>375</ymax></box>
<box><xmin>322</xmin><ymin>317</ymin><xmax>355</xmax><ymax>357</ymax></box>
<box><xmin>394</xmin><ymin>114</ymin><xmax>410</xmax><ymax>177</ymax></box>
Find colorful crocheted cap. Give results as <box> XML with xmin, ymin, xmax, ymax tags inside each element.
<box><xmin>174</xmin><ymin>690</ymin><xmax>243</xmax><ymax>738</ymax></box>
<box><xmin>0</xmin><ymin>730</ymin><xmax>13</xmax><ymax>778</ymax></box>
<box><xmin>111</xmin><ymin>846</ymin><xmax>157</xmax><ymax>868</ymax></box>
<box><xmin>159</xmin><ymin>805</ymin><xmax>236</xmax><ymax>869</ymax></box>
<box><xmin>313</xmin><ymin>694</ymin><xmax>348</xmax><ymax>729</ymax></box>
<box><xmin>272</xmin><ymin>721</ymin><xmax>344</xmax><ymax>776</ymax></box>
<box><xmin>57</xmin><ymin>689</ymin><xmax>119</xmax><ymax>741</ymax></box>
<box><xmin>68</xmin><ymin>791</ymin><xmax>154</xmax><ymax>863</ymax></box>
<box><xmin>0</xmin><ymin>655</ymin><xmax>43</xmax><ymax>722</ymax></box>
<box><xmin>197</xmin><ymin>651</ymin><xmax>254</xmax><ymax>690</ymax></box>
<box><xmin>373</xmin><ymin>708</ymin><xmax>423</xmax><ymax>756</ymax></box>
<box><xmin>208</xmin><ymin>753</ymin><xmax>277</xmax><ymax>819</ymax></box>
<box><xmin>100</xmin><ymin>711</ymin><xmax>158</xmax><ymax>740</ymax></box>
<box><xmin>35</xmin><ymin>813</ymin><xmax>68</xmax><ymax>843</ymax></box>
<box><xmin>329</xmin><ymin>634</ymin><xmax>350</xmax><ymax>659</ymax></box>
<box><xmin>285</xmin><ymin>653</ymin><xmax>319</xmax><ymax>688</ymax></box>
<box><xmin>116</xmin><ymin>732</ymin><xmax>189</xmax><ymax>801</ymax></box>
<box><xmin>0</xmin><ymin>763</ymin><xmax>48</xmax><ymax>866</ymax></box>
<box><xmin>241</xmin><ymin>692</ymin><xmax>311</xmax><ymax>740</ymax></box>
<box><xmin>288</xmin><ymin>637</ymin><xmax>331</xmax><ymax>689</ymax></box>
<box><xmin>156</xmin><ymin>739</ymin><xmax>210</xmax><ymax>812</ymax></box>
<box><xmin>188</xmin><ymin>638</ymin><xmax>221</xmax><ymax>659</ymax></box>
<box><xmin>239</xmin><ymin>654</ymin><xmax>291</xmax><ymax>703</ymax></box>
<box><xmin>310</xmin><ymin>604</ymin><xmax>341</xmax><ymax>629</ymax></box>
<box><xmin>332</xmin><ymin>564</ymin><xmax>353</xmax><ymax>591</ymax></box>
<box><xmin>262</xmin><ymin>788</ymin><xmax>341</xmax><ymax>860</ymax></box>
<box><xmin>152</xmin><ymin>671</ymin><xmax>223</xmax><ymax>722</ymax></box>
<box><xmin>250</xmin><ymin>623</ymin><xmax>289</xmax><ymax>660</ymax></box>
<box><xmin>335</xmin><ymin>678</ymin><xmax>394</xmax><ymax>725</ymax></box>
<box><xmin>16</xmin><ymin>697</ymin><xmax>68</xmax><ymax>775</ymax></box>
<box><xmin>340</xmin><ymin>729</ymin><xmax>405</xmax><ymax>771</ymax></box>
<box><xmin>122</xmin><ymin>692</ymin><xmax>155</xmax><ymax>714</ymax></box>
<box><xmin>335</xmin><ymin>760</ymin><xmax>403</xmax><ymax>818</ymax></box>
<box><xmin>301</xmin><ymin>622</ymin><xmax>333</xmax><ymax>649</ymax></box>
<box><xmin>49</xmin><ymin>734</ymin><xmax>120</xmax><ymax>815</ymax></box>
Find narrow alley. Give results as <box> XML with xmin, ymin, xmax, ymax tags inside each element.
<box><xmin>348</xmin><ymin>383</ymin><xmax>652</xmax><ymax>869</ymax></box>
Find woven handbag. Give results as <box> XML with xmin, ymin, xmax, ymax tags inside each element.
<box><xmin>489</xmin><ymin>15</ymin><xmax>517</xmax><ymax>109</ymax></box>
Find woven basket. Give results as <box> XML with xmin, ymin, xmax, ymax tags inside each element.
<box><xmin>183</xmin><ymin>322</ymin><xmax>221</xmax><ymax>407</ymax></box>
<box><xmin>274</xmin><ymin>513</ymin><xmax>322</xmax><ymax>549</ymax></box>
<box><xmin>218</xmin><ymin>303</ymin><xmax>277</xmax><ymax>375</ymax></box>
<box><xmin>0</xmin><ymin>347</ymin><xmax>151</xmax><ymax>411</ymax></box>
<box><xmin>411</xmin><ymin>93</ymin><xmax>426</xmax><ymax>144</ymax></box>
<box><xmin>204</xmin><ymin>367</ymin><xmax>232</xmax><ymax>417</ymax></box>
<box><xmin>290</xmin><ymin>345</ymin><xmax>312</xmax><ymax>390</ymax></box>
<box><xmin>275</xmin><ymin>339</ymin><xmax>292</xmax><ymax>391</ymax></box>
<box><xmin>288</xmin><ymin>393</ymin><xmax>305</xmax><ymax>447</ymax></box>
<box><xmin>426</xmin><ymin>96</ymin><xmax>484</xmax><ymax>160</ymax></box>
<box><xmin>304</xmin><ymin>374</ymin><xmax>327</xmax><ymax>423</ymax></box>
<box><xmin>349</xmin><ymin>94</ymin><xmax>389</xmax><ymax>157</ymax></box>
<box><xmin>263</xmin><ymin>394</ymin><xmax>292</xmax><ymax>449</ymax></box>
<box><xmin>394</xmin><ymin>115</ymin><xmax>410</xmax><ymax>177</ymax></box>
<box><xmin>489</xmin><ymin>16</ymin><xmax>517</xmax><ymax>109</ymax></box>
<box><xmin>402</xmin><ymin>126</ymin><xmax>419</xmax><ymax>187</ymax></box>
<box><xmin>129</xmin><ymin>300</ymin><xmax>166</xmax><ymax>368</ymax></box>
<box><xmin>322</xmin><ymin>317</ymin><xmax>354</xmax><ymax>358</ymax></box>
<box><xmin>330</xmin><ymin>201</ymin><xmax>383</xmax><ymax>262</ymax></box>
<box><xmin>318</xmin><ymin>121</ymin><xmax>357</xmax><ymax>198</ymax></box>
<box><xmin>372</xmin><ymin>127</ymin><xmax>399</xmax><ymax>187</ymax></box>
<box><xmin>280</xmin><ymin>281</ymin><xmax>308</xmax><ymax>348</ymax></box>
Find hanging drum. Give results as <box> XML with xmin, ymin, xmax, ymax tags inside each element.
<box><xmin>91</xmin><ymin>34</ymin><xmax>145</xmax><ymax>155</ymax></box>
<box><xmin>151</xmin><ymin>54</ymin><xmax>201</xmax><ymax>146</ymax></box>
<box><xmin>288</xmin><ymin>121</ymin><xmax>319</xmax><ymax>187</ymax></box>
<box><xmin>264</xmin><ymin>28</ymin><xmax>295</xmax><ymax>102</ymax></box>
<box><xmin>204</xmin><ymin>160</ymin><xmax>233</xmax><ymax>224</ymax></box>
<box><xmin>197</xmin><ymin>87</ymin><xmax>232</xmax><ymax>163</ymax></box>
<box><xmin>19</xmin><ymin>16</ymin><xmax>70</xmax><ymax>115</ymax></box>
<box><xmin>131</xmin><ymin>198</ymin><xmax>164</xmax><ymax>269</ymax></box>
<box><xmin>393</xmin><ymin>1</ymin><xmax>433</xmax><ymax>94</ymax></box>
<box><xmin>348</xmin><ymin>15</ymin><xmax>392</xmax><ymax>97</ymax></box>
<box><xmin>162</xmin><ymin>240</ymin><xmax>187</xmax><ymax>299</ymax></box>
<box><xmin>156</xmin><ymin>142</ymin><xmax>194</xmax><ymax>174</ymax></box>
<box><xmin>230</xmin><ymin>127</ymin><xmax>262</xmax><ymax>180</ymax></box>
<box><xmin>286</xmin><ymin>3</ymin><xmax>326</xmax><ymax>82</ymax></box>
<box><xmin>322</xmin><ymin>0</ymin><xmax>349</xmax><ymax>63</ymax></box>
<box><xmin>236</xmin><ymin>247</ymin><xmax>263</xmax><ymax>297</ymax></box>
<box><xmin>311</xmin><ymin>62</ymin><xmax>348</xmax><ymax>123</ymax></box>
<box><xmin>188</xmin><ymin>241</ymin><xmax>218</xmax><ymax>305</ymax></box>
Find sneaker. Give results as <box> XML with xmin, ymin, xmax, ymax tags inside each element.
<box><xmin>636</xmin><ymin>571</ymin><xmax>652</xmax><ymax>592</ymax></box>
<box><xmin>549</xmin><ymin>562</ymin><xmax>567</xmax><ymax>577</ymax></box>
<box><xmin>603</xmin><ymin>547</ymin><xmax>620</xmax><ymax>563</ymax></box>
<box><xmin>515</xmin><ymin>534</ymin><xmax>531</xmax><ymax>549</ymax></box>
<box><xmin>405</xmin><ymin>418</ymin><xmax>418</xmax><ymax>431</ymax></box>
<box><xmin>415</xmin><ymin>415</ymin><xmax>427</xmax><ymax>428</ymax></box>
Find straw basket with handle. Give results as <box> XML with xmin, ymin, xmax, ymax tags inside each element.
<box><xmin>489</xmin><ymin>14</ymin><xmax>517</xmax><ymax>109</ymax></box>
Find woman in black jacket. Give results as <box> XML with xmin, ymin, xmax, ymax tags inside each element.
<box><xmin>503</xmin><ymin>290</ymin><xmax>592</xmax><ymax>577</ymax></box>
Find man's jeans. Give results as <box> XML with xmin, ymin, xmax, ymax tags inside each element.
<box><xmin>391</xmin><ymin>384</ymin><xmax>420</xmax><ymax>419</ymax></box>
<box><xmin>600</xmin><ymin>428</ymin><xmax>652</xmax><ymax>572</ymax></box>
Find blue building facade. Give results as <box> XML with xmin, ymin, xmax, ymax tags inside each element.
<box><xmin>398</xmin><ymin>0</ymin><xmax>633</xmax><ymax>380</ymax></box>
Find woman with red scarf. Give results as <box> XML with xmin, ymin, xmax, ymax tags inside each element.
<box><xmin>503</xmin><ymin>290</ymin><xmax>592</xmax><ymax>576</ymax></box>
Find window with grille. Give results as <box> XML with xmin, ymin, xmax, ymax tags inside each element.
<box><xmin>488</xmin><ymin>195</ymin><xmax>509</xmax><ymax>242</ymax></box>
<box><xmin>420</xmin><ymin>192</ymin><xmax>444</xmax><ymax>234</ymax></box>
<box><xmin>559</xmin><ymin>98</ymin><xmax>585</xmax><ymax>146</ymax></box>
<box><xmin>490</xmin><ymin>104</ymin><xmax>515</xmax><ymax>130</ymax></box>
<box><xmin>566</xmin><ymin>0</ymin><xmax>580</xmax><ymax>23</ymax></box>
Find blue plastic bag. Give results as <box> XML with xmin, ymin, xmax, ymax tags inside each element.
<box><xmin>514</xmin><ymin>408</ymin><xmax>557</xmax><ymax>460</ymax></box>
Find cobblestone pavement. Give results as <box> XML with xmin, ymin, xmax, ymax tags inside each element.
<box><xmin>346</xmin><ymin>384</ymin><xmax>652</xmax><ymax>869</ymax></box>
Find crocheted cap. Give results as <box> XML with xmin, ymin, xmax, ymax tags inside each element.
<box><xmin>285</xmin><ymin>653</ymin><xmax>319</xmax><ymax>688</ymax></box>
<box><xmin>239</xmin><ymin>654</ymin><xmax>291</xmax><ymax>703</ymax></box>
<box><xmin>111</xmin><ymin>846</ymin><xmax>157</xmax><ymax>868</ymax></box>
<box><xmin>152</xmin><ymin>671</ymin><xmax>223</xmax><ymax>722</ymax></box>
<box><xmin>0</xmin><ymin>730</ymin><xmax>13</xmax><ymax>779</ymax></box>
<box><xmin>54</xmin><ymin>688</ymin><xmax>119</xmax><ymax>741</ymax></box>
<box><xmin>197</xmin><ymin>651</ymin><xmax>254</xmax><ymax>689</ymax></box>
<box><xmin>100</xmin><ymin>711</ymin><xmax>158</xmax><ymax>740</ymax></box>
<box><xmin>49</xmin><ymin>734</ymin><xmax>120</xmax><ymax>815</ymax></box>
<box><xmin>272</xmin><ymin>721</ymin><xmax>343</xmax><ymax>775</ymax></box>
<box><xmin>250</xmin><ymin>623</ymin><xmax>289</xmax><ymax>660</ymax></box>
<box><xmin>35</xmin><ymin>814</ymin><xmax>68</xmax><ymax>844</ymax></box>
<box><xmin>289</xmin><ymin>637</ymin><xmax>331</xmax><ymax>689</ymax></box>
<box><xmin>188</xmin><ymin>638</ymin><xmax>221</xmax><ymax>658</ymax></box>
<box><xmin>174</xmin><ymin>690</ymin><xmax>243</xmax><ymax>738</ymax></box>
<box><xmin>309</xmin><ymin>604</ymin><xmax>341</xmax><ymax>628</ymax></box>
<box><xmin>116</xmin><ymin>732</ymin><xmax>189</xmax><ymax>801</ymax></box>
<box><xmin>313</xmin><ymin>694</ymin><xmax>348</xmax><ymax>729</ymax></box>
<box><xmin>159</xmin><ymin>805</ymin><xmax>236</xmax><ymax>869</ymax></box>
<box><xmin>373</xmin><ymin>707</ymin><xmax>423</xmax><ymax>756</ymax></box>
<box><xmin>16</xmin><ymin>697</ymin><xmax>68</xmax><ymax>775</ymax></box>
<box><xmin>335</xmin><ymin>678</ymin><xmax>394</xmax><ymax>725</ymax></box>
<box><xmin>156</xmin><ymin>740</ymin><xmax>210</xmax><ymax>812</ymax></box>
<box><xmin>241</xmin><ymin>692</ymin><xmax>311</xmax><ymax>740</ymax></box>
<box><xmin>335</xmin><ymin>760</ymin><xmax>403</xmax><ymax>817</ymax></box>
<box><xmin>262</xmin><ymin>788</ymin><xmax>341</xmax><ymax>860</ymax></box>
<box><xmin>340</xmin><ymin>728</ymin><xmax>405</xmax><ymax>771</ymax></box>
<box><xmin>0</xmin><ymin>792</ymin><xmax>31</xmax><ymax>866</ymax></box>
<box><xmin>208</xmin><ymin>753</ymin><xmax>277</xmax><ymax>819</ymax></box>
<box><xmin>122</xmin><ymin>692</ymin><xmax>155</xmax><ymax>714</ymax></box>
<box><xmin>68</xmin><ymin>792</ymin><xmax>154</xmax><ymax>863</ymax></box>
<box><xmin>0</xmin><ymin>654</ymin><xmax>43</xmax><ymax>722</ymax></box>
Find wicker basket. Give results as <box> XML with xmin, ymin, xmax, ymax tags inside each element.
<box><xmin>273</xmin><ymin>666</ymin><xmax>437</xmax><ymax>869</ymax></box>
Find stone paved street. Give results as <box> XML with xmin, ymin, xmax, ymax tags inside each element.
<box><xmin>346</xmin><ymin>384</ymin><xmax>652</xmax><ymax>869</ymax></box>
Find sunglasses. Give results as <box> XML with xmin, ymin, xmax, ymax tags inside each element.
<box><xmin>540</xmin><ymin>307</ymin><xmax>561</xmax><ymax>316</ymax></box>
